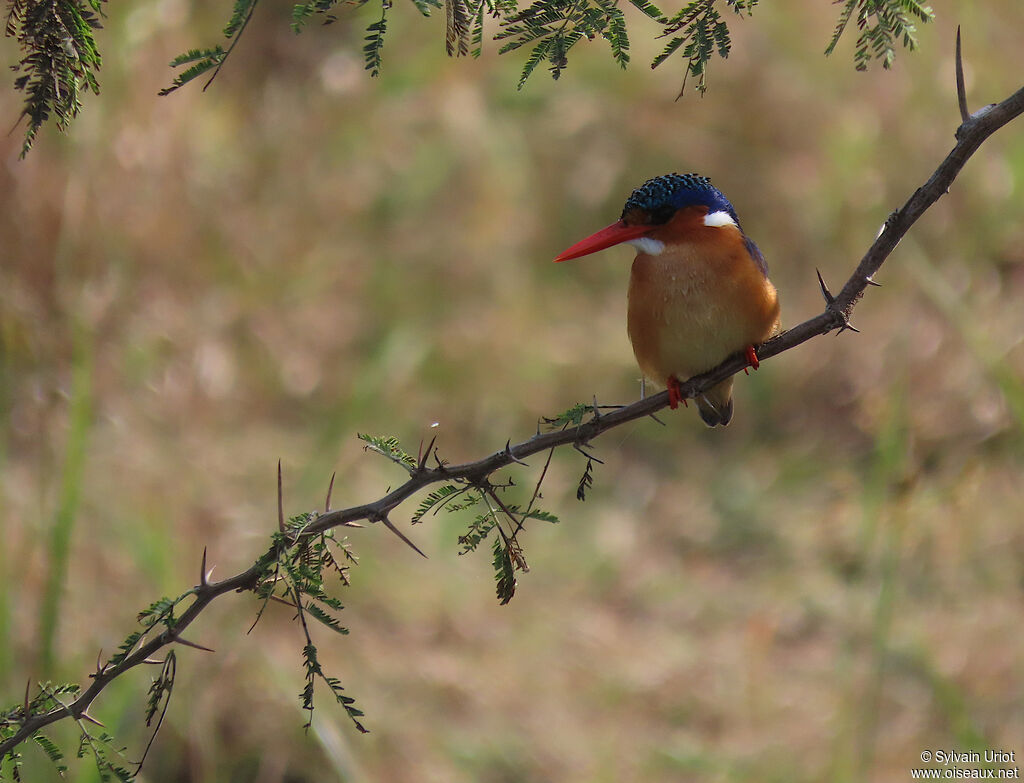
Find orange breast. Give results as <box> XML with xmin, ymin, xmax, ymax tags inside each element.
<box><xmin>626</xmin><ymin>217</ymin><xmax>779</xmax><ymax>387</ymax></box>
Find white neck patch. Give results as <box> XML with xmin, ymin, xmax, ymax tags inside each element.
<box><xmin>626</xmin><ymin>237</ymin><xmax>666</xmax><ymax>256</ymax></box>
<box><xmin>704</xmin><ymin>210</ymin><xmax>737</xmax><ymax>227</ymax></box>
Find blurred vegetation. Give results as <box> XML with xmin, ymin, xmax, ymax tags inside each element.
<box><xmin>7</xmin><ymin>0</ymin><xmax>937</xmax><ymax>155</ymax></box>
<box><xmin>2</xmin><ymin>0</ymin><xmax>1024</xmax><ymax>781</ymax></box>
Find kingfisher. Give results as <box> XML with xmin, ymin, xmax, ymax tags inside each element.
<box><xmin>555</xmin><ymin>173</ymin><xmax>780</xmax><ymax>426</ymax></box>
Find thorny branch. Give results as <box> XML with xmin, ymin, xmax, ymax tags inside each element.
<box><xmin>3</xmin><ymin>39</ymin><xmax>1023</xmax><ymax>762</ymax></box>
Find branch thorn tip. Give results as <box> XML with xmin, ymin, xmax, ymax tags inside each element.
<box><xmin>816</xmin><ymin>268</ymin><xmax>835</xmax><ymax>304</ymax></box>
<box><xmin>277</xmin><ymin>459</ymin><xmax>285</xmax><ymax>533</ymax></box>
<box><xmin>955</xmin><ymin>26</ymin><xmax>971</xmax><ymax>126</ymax></box>
<box><xmin>378</xmin><ymin>513</ymin><xmax>428</xmax><ymax>558</ymax></box>
<box><xmin>504</xmin><ymin>439</ymin><xmax>529</xmax><ymax>466</ymax></box>
<box><xmin>325</xmin><ymin>471</ymin><xmax>336</xmax><ymax>512</ymax></box>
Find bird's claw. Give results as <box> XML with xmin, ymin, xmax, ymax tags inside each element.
<box><xmin>745</xmin><ymin>345</ymin><xmax>760</xmax><ymax>371</ymax></box>
<box><xmin>667</xmin><ymin>376</ymin><xmax>687</xmax><ymax>410</ymax></box>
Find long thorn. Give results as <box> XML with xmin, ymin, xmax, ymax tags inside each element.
<box><xmin>418</xmin><ymin>436</ymin><xmax>436</xmax><ymax>471</ymax></box>
<box><xmin>864</xmin><ymin>275</ymin><xmax>882</xmax><ymax>287</ymax></box>
<box><xmin>170</xmin><ymin>635</ymin><xmax>215</xmax><ymax>653</ymax></box>
<box><xmin>79</xmin><ymin>711</ymin><xmax>106</xmax><ymax>728</ymax></box>
<box><xmin>956</xmin><ymin>26</ymin><xmax>970</xmax><ymax>125</ymax></box>
<box><xmin>573</xmin><ymin>443</ymin><xmax>605</xmax><ymax>464</ymax></box>
<box><xmin>816</xmin><ymin>268</ymin><xmax>835</xmax><ymax>304</ymax></box>
<box><xmin>380</xmin><ymin>514</ymin><xmax>428</xmax><ymax>558</ymax></box>
<box><xmin>325</xmin><ymin>471</ymin><xmax>336</xmax><ymax>513</ymax></box>
<box><xmin>200</xmin><ymin>547</ymin><xmax>209</xmax><ymax>588</ymax></box>
<box><xmin>277</xmin><ymin>460</ymin><xmax>285</xmax><ymax>533</ymax></box>
<box><xmin>24</xmin><ymin>679</ymin><xmax>30</xmax><ymax>715</ymax></box>
<box><xmin>505</xmin><ymin>439</ymin><xmax>529</xmax><ymax>466</ymax></box>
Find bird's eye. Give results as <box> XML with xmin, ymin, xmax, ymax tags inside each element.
<box><xmin>647</xmin><ymin>205</ymin><xmax>676</xmax><ymax>225</ymax></box>
<box><xmin>621</xmin><ymin>204</ymin><xmax>675</xmax><ymax>226</ymax></box>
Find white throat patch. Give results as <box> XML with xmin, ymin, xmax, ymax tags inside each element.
<box><xmin>704</xmin><ymin>210</ymin><xmax>737</xmax><ymax>227</ymax></box>
<box><xmin>626</xmin><ymin>237</ymin><xmax>666</xmax><ymax>255</ymax></box>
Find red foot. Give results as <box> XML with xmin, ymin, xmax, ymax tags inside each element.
<box><xmin>667</xmin><ymin>376</ymin><xmax>687</xmax><ymax>410</ymax></box>
<box><xmin>745</xmin><ymin>345</ymin><xmax>760</xmax><ymax>371</ymax></box>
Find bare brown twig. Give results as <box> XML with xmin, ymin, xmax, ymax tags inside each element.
<box><xmin>3</xmin><ymin>38</ymin><xmax>1022</xmax><ymax>762</ymax></box>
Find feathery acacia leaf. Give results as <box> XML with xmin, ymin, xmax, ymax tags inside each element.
<box><xmin>652</xmin><ymin>0</ymin><xmax>748</xmax><ymax>94</ymax></box>
<box><xmin>363</xmin><ymin>3</ymin><xmax>390</xmax><ymax>77</ymax></box>
<box><xmin>158</xmin><ymin>51</ymin><xmax>225</xmax><ymax>95</ymax></box>
<box><xmin>6</xmin><ymin>0</ymin><xmax>106</xmax><ymax>156</ymax></box>
<box><xmin>824</xmin><ymin>0</ymin><xmax>934</xmax><ymax>70</ymax></box>
<box><xmin>544</xmin><ymin>402</ymin><xmax>592</xmax><ymax>429</ymax></box>
<box><xmin>168</xmin><ymin>47</ymin><xmax>226</xmax><ymax>67</ymax></box>
<box><xmin>411</xmin><ymin>484</ymin><xmax>464</xmax><ymax>523</ymax></box>
<box><xmin>491</xmin><ymin>537</ymin><xmax>517</xmax><ymax>604</ymax></box>
<box><xmin>522</xmin><ymin>507</ymin><xmax>560</xmax><ymax>523</ymax></box>
<box><xmin>142</xmin><ymin>653</ymin><xmax>176</xmax><ymax>728</ymax></box>
<box><xmin>628</xmin><ymin>0</ymin><xmax>663</xmax><ymax>20</ymax></box>
<box><xmin>445</xmin><ymin>0</ymin><xmax>472</xmax><ymax>54</ymax></box>
<box><xmin>10</xmin><ymin>0</ymin><xmax>938</xmax><ymax>154</ymax></box>
<box><xmin>594</xmin><ymin>0</ymin><xmax>630</xmax><ymax>68</ymax></box>
<box><xmin>108</xmin><ymin>631</ymin><xmax>144</xmax><ymax>667</ymax></box>
<box><xmin>31</xmin><ymin>733</ymin><xmax>67</xmax><ymax>775</ymax></box>
<box><xmin>576</xmin><ymin>458</ymin><xmax>595</xmax><ymax>501</ymax></box>
<box><xmin>305</xmin><ymin>602</ymin><xmax>350</xmax><ymax>634</ymax></box>
<box><xmin>458</xmin><ymin>512</ymin><xmax>498</xmax><ymax>554</ymax></box>
<box><xmin>248</xmin><ymin>520</ymin><xmax>364</xmax><ymax>733</ymax></box>
<box><xmin>223</xmin><ymin>0</ymin><xmax>258</xmax><ymax>37</ymax></box>
<box><xmin>357</xmin><ymin>432</ymin><xmax>416</xmax><ymax>469</ymax></box>
<box><xmin>291</xmin><ymin>0</ymin><xmax>343</xmax><ymax>31</ymax></box>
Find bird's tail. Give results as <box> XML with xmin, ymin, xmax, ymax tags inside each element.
<box><xmin>696</xmin><ymin>378</ymin><xmax>734</xmax><ymax>427</ymax></box>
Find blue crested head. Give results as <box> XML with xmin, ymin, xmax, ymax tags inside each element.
<box><xmin>620</xmin><ymin>173</ymin><xmax>739</xmax><ymax>226</ymax></box>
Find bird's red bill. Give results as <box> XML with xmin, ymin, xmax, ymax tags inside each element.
<box><xmin>554</xmin><ymin>221</ymin><xmax>652</xmax><ymax>262</ymax></box>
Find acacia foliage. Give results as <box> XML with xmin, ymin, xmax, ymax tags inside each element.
<box><xmin>5</xmin><ymin>0</ymin><xmax>934</xmax><ymax>156</ymax></box>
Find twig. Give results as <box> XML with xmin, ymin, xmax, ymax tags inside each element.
<box><xmin>203</xmin><ymin>0</ymin><xmax>259</xmax><ymax>92</ymax></box>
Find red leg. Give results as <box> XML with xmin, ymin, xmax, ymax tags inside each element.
<box><xmin>745</xmin><ymin>345</ymin><xmax>760</xmax><ymax>371</ymax></box>
<box><xmin>667</xmin><ymin>376</ymin><xmax>687</xmax><ymax>410</ymax></box>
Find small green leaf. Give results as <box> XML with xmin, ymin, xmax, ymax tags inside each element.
<box><xmin>158</xmin><ymin>56</ymin><xmax>225</xmax><ymax>96</ymax></box>
<box><xmin>357</xmin><ymin>433</ymin><xmax>415</xmax><ymax>468</ymax></box>
<box><xmin>458</xmin><ymin>512</ymin><xmax>497</xmax><ymax>554</ymax></box>
<box><xmin>305</xmin><ymin>602</ymin><xmax>350</xmax><ymax>634</ymax></box>
<box><xmin>577</xmin><ymin>458</ymin><xmax>595</xmax><ymax>501</ymax></box>
<box><xmin>362</xmin><ymin>6</ymin><xmax>390</xmax><ymax>77</ymax></box>
<box><xmin>524</xmin><ymin>508</ymin><xmax>560</xmax><ymax>523</ymax></box>
<box><xmin>628</xmin><ymin>0</ymin><xmax>664</xmax><ymax>21</ymax></box>
<box><xmin>543</xmin><ymin>402</ymin><xmax>590</xmax><ymax>429</ymax></box>
<box><xmin>292</xmin><ymin>0</ymin><xmax>342</xmax><ymax>31</ymax></box>
<box><xmin>491</xmin><ymin>537</ymin><xmax>516</xmax><ymax>604</ymax></box>
<box><xmin>108</xmin><ymin>630</ymin><xmax>144</xmax><ymax>666</ymax></box>
<box><xmin>168</xmin><ymin>46</ymin><xmax>226</xmax><ymax>67</ymax></box>
<box><xmin>31</xmin><ymin>733</ymin><xmax>67</xmax><ymax>774</ymax></box>
<box><xmin>224</xmin><ymin>0</ymin><xmax>259</xmax><ymax>37</ymax></box>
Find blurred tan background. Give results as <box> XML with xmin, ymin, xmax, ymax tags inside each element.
<box><xmin>2</xmin><ymin>1</ymin><xmax>1024</xmax><ymax>780</ymax></box>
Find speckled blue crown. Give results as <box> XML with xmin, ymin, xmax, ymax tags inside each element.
<box><xmin>621</xmin><ymin>173</ymin><xmax>738</xmax><ymax>223</ymax></box>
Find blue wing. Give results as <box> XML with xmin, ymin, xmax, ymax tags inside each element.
<box><xmin>743</xmin><ymin>235</ymin><xmax>769</xmax><ymax>277</ymax></box>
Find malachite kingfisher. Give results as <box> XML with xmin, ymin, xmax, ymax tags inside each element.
<box><xmin>555</xmin><ymin>173</ymin><xmax>780</xmax><ymax>427</ymax></box>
